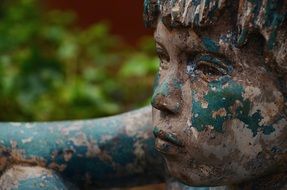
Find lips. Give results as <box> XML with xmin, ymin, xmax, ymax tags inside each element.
<box><xmin>155</xmin><ymin>138</ymin><xmax>178</xmax><ymax>155</ymax></box>
<box><xmin>153</xmin><ymin>127</ymin><xmax>184</xmax><ymax>147</ymax></box>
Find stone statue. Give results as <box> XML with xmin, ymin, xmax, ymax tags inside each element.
<box><xmin>0</xmin><ymin>107</ymin><xmax>168</xmax><ymax>189</ymax></box>
<box><xmin>144</xmin><ymin>0</ymin><xmax>287</xmax><ymax>189</ymax></box>
<box><xmin>0</xmin><ymin>0</ymin><xmax>286</xmax><ymax>189</ymax></box>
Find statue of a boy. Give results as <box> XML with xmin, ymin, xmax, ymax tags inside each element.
<box><xmin>0</xmin><ymin>0</ymin><xmax>286</xmax><ymax>189</ymax></box>
<box><xmin>145</xmin><ymin>0</ymin><xmax>287</xmax><ymax>189</ymax></box>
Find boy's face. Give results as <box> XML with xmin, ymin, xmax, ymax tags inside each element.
<box><xmin>152</xmin><ymin>18</ymin><xmax>286</xmax><ymax>185</ymax></box>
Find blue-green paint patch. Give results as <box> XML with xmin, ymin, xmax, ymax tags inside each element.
<box><xmin>101</xmin><ymin>134</ymin><xmax>136</xmax><ymax>165</ymax></box>
<box><xmin>153</xmin><ymin>72</ymin><xmax>160</xmax><ymax>93</ymax></box>
<box><xmin>202</xmin><ymin>37</ymin><xmax>220</xmax><ymax>53</ymax></box>
<box><xmin>157</xmin><ymin>81</ymin><xmax>169</xmax><ymax>97</ymax></box>
<box><xmin>263</xmin><ymin>125</ymin><xmax>276</xmax><ymax>135</ymax></box>
<box><xmin>267</xmin><ymin>16</ymin><xmax>283</xmax><ymax>50</ymax></box>
<box><xmin>192</xmin><ymin>0</ymin><xmax>201</xmax><ymax>6</ymax></box>
<box><xmin>173</xmin><ymin>79</ymin><xmax>183</xmax><ymax>89</ymax></box>
<box><xmin>191</xmin><ymin>78</ymin><xmax>276</xmax><ymax>136</ymax></box>
<box><xmin>15</xmin><ymin>173</ymin><xmax>67</xmax><ymax>190</ymax></box>
<box><xmin>152</xmin><ymin>80</ymin><xmax>170</xmax><ymax>105</ymax></box>
<box><xmin>0</xmin><ymin>108</ymin><xmax>165</xmax><ymax>188</ymax></box>
<box><xmin>237</xmin><ymin>28</ymin><xmax>249</xmax><ymax>47</ymax></box>
<box><xmin>249</xmin><ymin>0</ymin><xmax>262</xmax><ymax>23</ymax></box>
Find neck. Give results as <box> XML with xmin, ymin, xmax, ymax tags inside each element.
<box><xmin>228</xmin><ymin>172</ymin><xmax>287</xmax><ymax>190</ymax></box>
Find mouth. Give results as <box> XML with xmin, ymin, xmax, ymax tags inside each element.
<box><xmin>153</xmin><ymin>127</ymin><xmax>184</xmax><ymax>147</ymax></box>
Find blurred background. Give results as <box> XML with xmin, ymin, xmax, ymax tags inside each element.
<box><xmin>0</xmin><ymin>1</ymin><xmax>166</xmax><ymax>189</ymax></box>
<box><xmin>0</xmin><ymin>0</ymin><xmax>159</xmax><ymax>122</ymax></box>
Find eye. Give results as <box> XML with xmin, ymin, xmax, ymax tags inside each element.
<box><xmin>156</xmin><ymin>48</ymin><xmax>170</xmax><ymax>62</ymax></box>
<box><xmin>156</xmin><ymin>47</ymin><xmax>170</xmax><ymax>70</ymax></box>
<box><xmin>197</xmin><ymin>61</ymin><xmax>227</xmax><ymax>76</ymax></box>
<box><xmin>187</xmin><ymin>54</ymin><xmax>232</xmax><ymax>81</ymax></box>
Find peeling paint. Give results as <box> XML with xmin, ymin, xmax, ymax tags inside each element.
<box><xmin>150</xmin><ymin>1</ymin><xmax>287</xmax><ymax>188</ymax></box>
<box><xmin>0</xmin><ymin>107</ymin><xmax>165</xmax><ymax>189</ymax></box>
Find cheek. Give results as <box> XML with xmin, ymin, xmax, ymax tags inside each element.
<box><xmin>190</xmin><ymin>78</ymin><xmax>283</xmax><ymax>137</ymax></box>
<box><xmin>243</xmin><ymin>85</ymin><xmax>284</xmax><ymax>128</ymax></box>
<box><xmin>191</xmin><ymin>78</ymin><xmax>245</xmax><ymax>133</ymax></box>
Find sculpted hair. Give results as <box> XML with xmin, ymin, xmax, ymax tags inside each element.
<box><xmin>144</xmin><ymin>0</ymin><xmax>287</xmax><ymax>73</ymax></box>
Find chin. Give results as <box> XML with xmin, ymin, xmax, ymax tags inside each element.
<box><xmin>165</xmin><ymin>158</ymin><xmax>221</xmax><ymax>186</ymax></box>
<box><xmin>165</xmin><ymin>151</ymin><xmax>287</xmax><ymax>187</ymax></box>
<box><xmin>164</xmin><ymin>156</ymin><xmax>255</xmax><ymax>187</ymax></box>
<box><xmin>168</xmin><ymin>167</ymin><xmax>226</xmax><ymax>186</ymax></box>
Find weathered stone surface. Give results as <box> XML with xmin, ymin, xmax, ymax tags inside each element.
<box><xmin>146</xmin><ymin>0</ymin><xmax>287</xmax><ymax>189</ymax></box>
<box><xmin>0</xmin><ymin>107</ymin><xmax>165</xmax><ymax>189</ymax></box>
<box><xmin>0</xmin><ymin>1</ymin><xmax>286</xmax><ymax>189</ymax></box>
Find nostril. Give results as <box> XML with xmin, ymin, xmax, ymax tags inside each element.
<box><xmin>151</xmin><ymin>81</ymin><xmax>182</xmax><ymax>114</ymax></box>
<box><xmin>151</xmin><ymin>93</ymin><xmax>165</xmax><ymax>111</ymax></box>
<box><xmin>152</xmin><ymin>95</ymin><xmax>181</xmax><ymax>113</ymax></box>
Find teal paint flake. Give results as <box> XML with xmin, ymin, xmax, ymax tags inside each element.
<box><xmin>267</xmin><ymin>13</ymin><xmax>285</xmax><ymax>49</ymax></box>
<box><xmin>250</xmin><ymin>0</ymin><xmax>262</xmax><ymax>21</ymax></box>
<box><xmin>153</xmin><ymin>72</ymin><xmax>160</xmax><ymax>93</ymax></box>
<box><xmin>192</xmin><ymin>0</ymin><xmax>201</xmax><ymax>6</ymax></box>
<box><xmin>15</xmin><ymin>173</ymin><xmax>67</xmax><ymax>190</ymax></box>
<box><xmin>0</xmin><ymin>108</ymin><xmax>165</xmax><ymax>188</ymax></box>
<box><xmin>173</xmin><ymin>79</ymin><xmax>183</xmax><ymax>89</ymax></box>
<box><xmin>192</xmin><ymin>77</ymin><xmax>239</xmax><ymax>132</ymax></box>
<box><xmin>100</xmin><ymin>134</ymin><xmax>136</xmax><ymax>165</ymax></box>
<box><xmin>158</xmin><ymin>81</ymin><xmax>169</xmax><ymax>97</ymax></box>
<box><xmin>191</xmin><ymin>78</ymin><xmax>276</xmax><ymax>136</ymax></box>
<box><xmin>202</xmin><ymin>37</ymin><xmax>220</xmax><ymax>53</ymax></box>
<box><xmin>237</xmin><ymin>28</ymin><xmax>249</xmax><ymax>47</ymax></box>
<box><xmin>152</xmin><ymin>80</ymin><xmax>170</xmax><ymax>105</ymax></box>
<box><xmin>265</xmin><ymin>0</ymin><xmax>279</xmax><ymax>27</ymax></box>
<box><xmin>263</xmin><ymin>124</ymin><xmax>275</xmax><ymax>135</ymax></box>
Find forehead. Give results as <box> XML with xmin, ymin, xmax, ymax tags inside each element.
<box><xmin>154</xmin><ymin>20</ymin><xmax>235</xmax><ymax>55</ymax></box>
<box><xmin>154</xmin><ymin>21</ymin><xmax>202</xmax><ymax>51</ymax></box>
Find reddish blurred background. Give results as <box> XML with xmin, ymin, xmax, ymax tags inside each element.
<box><xmin>45</xmin><ymin>0</ymin><xmax>153</xmax><ymax>45</ymax></box>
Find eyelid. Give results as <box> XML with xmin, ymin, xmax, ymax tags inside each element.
<box><xmin>156</xmin><ymin>43</ymin><xmax>168</xmax><ymax>54</ymax></box>
<box><xmin>197</xmin><ymin>61</ymin><xmax>228</xmax><ymax>75</ymax></box>
<box><xmin>193</xmin><ymin>54</ymin><xmax>233</xmax><ymax>75</ymax></box>
<box><xmin>156</xmin><ymin>44</ymin><xmax>170</xmax><ymax>62</ymax></box>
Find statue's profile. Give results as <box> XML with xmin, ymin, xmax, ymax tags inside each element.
<box><xmin>0</xmin><ymin>0</ymin><xmax>286</xmax><ymax>189</ymax></box>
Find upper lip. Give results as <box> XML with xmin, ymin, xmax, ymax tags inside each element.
<box><xmin>153</xmin><ymin>127</ymin><xmax>184</xmax><ymax>147</ymax></box>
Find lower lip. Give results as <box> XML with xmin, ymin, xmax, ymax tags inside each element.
<box><xmin>155</xmin><ymin>138</ymin><xmax>180</xmax><ymax>155</ymax></box>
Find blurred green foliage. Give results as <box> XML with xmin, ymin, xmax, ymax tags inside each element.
<box><xmin>0</xmin><ymin>0</ymin><xmax>158</xmax><ymax>121</ymax></box>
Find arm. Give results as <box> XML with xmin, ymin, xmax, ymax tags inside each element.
<box><xmin>0</xmin><ymin>166</ymin><xmax>72</xmax><ymax>190</ymax></box>
<box><xmin>0</xmin><ymin>107</ymin><xmax>165</xmax><ymax>189</ymax></box>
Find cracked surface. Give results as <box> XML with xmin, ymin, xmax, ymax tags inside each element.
<box><xmin>148</xmin><ymin>1</ymin><xmax>287</xmax><ymax>189</ymax></box>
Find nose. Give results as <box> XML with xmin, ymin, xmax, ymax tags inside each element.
<box><xmin>151</xmin><ymin>77</ymin><xmax>183</xmax><ymax>114</ymax></box>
